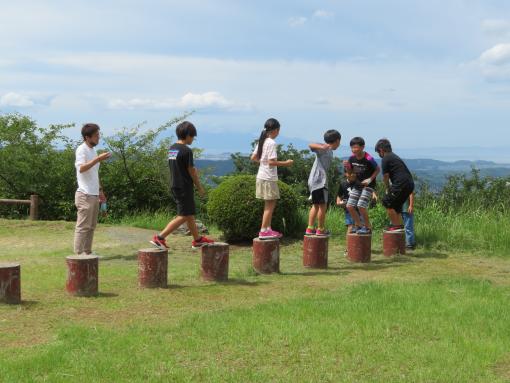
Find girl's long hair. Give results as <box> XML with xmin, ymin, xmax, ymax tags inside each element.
<box><xmin>256</xmin><ymin>118</ymin><xmax>280</xmax><ymax>160</ymax></box>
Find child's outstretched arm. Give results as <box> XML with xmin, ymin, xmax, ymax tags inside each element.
<box><xmin>362</xmin><ymin>165</ymin><xmax>381</xmax><ymax>186</ymax></box>
<box><xmin>309</xmin><ymin>143</ymin><xmax>330</xmax><ymax>152</ymax></box>
<box><xmin>268</xmin><ymin>158</ymin><xmax>294</xmax><ymax>167</ymax></box>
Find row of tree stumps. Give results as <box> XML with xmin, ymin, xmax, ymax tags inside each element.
<box><xmin>0</xmin><ymin>231</ymin><xmax>406</xmax><ymax>303</ymax></box>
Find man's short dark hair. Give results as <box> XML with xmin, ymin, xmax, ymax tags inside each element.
<box><xmin>375</xmin><ymin>138</ymin><xmax>392</xmax><ymax>153</ymax></box>
<box><xmin>350</xmin><ymin>137</ymin><xmax>365</xmax><ymax>147</ymax></box>
<box><xmin>324</xmin><ymin>129</ymin><xmax>341</xmax><ymax>144</ymax></box>
<box><xmin>176</xmin><ymin>121</ymin><xmax>197</xmax><ymax>140</ymax></box>
<box><xmin>81</xmin><ymin>123</ymin><xmax>100</xmax><ymax>140</ymax></box>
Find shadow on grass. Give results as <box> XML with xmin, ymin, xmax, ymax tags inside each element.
<box><xmin>19</xmin><ymin>300</ymin><xmax>39</xmax><ymax>307</ymax></box>
<box><xmin>281</xmin><ymin>270</ymin><xmax>351</xmax><ymax>277</ymax></box>
<box><xmin>97</xmin><ymin>292</ymin><xmax>119</xmax><ymax>298</ymax></box>
<box><xmin>100</xmin><ymin>254</ymin><xmax>138</xmax><ymax>261</ymax></box>
<box><xmin>411</xmin><ymin>251</ymin><xmax>449</xmax><ymax>259</ymax></box>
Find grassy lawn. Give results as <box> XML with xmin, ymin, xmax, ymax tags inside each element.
<box><xmin>1</xmin><ymin>219</ymin><xmax>510</xmax><ymax>382</ymax></box>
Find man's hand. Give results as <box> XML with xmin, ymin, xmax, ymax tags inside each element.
<box><xmin>97</xmin><ymin>152</ymin><xmax>112</xmax><ymax>162</ymax></box>
<box><xmin>408</xmin><ymin>205</ymin><xmax>414</xmax><ymax>214</ymax></box>
<box><xmin>285</xmin><ymin>159</ymin><xmax>294</xmax><ymax>166</ymax></box>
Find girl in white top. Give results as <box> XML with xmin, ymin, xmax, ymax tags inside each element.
<box><xmin>251</xmin><ymin>118</ymin><xmax>294</xmax><ymax>239</ymax></box>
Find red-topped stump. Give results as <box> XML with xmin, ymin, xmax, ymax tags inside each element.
<box><xmin>253</xmin><ymin>238</ymin><xmax>280</xmax><ymax>274</ymax></box>
<box><xmin>0</xmin><ymin>263</ymin><xmax>21</xmax><ymax>304</ymax></box>
<box><xmin>138</xmin><ymin>248</ymin><xmax>168</xmax><ymax>288</ymax></box>
<box><xmin>346</xmin><ymin>234</ymin><xmax>372</xmax><ymax>263</ymax></box>
<box><xmin>383</xmin><ymin>230</ymin><xmax>406</xmax><ymax>257</ymax></box>
<box><xmin>66</xmin><ymin>255</ymin><xmax>99</xmax><ymax>296</ymax></box>
<box><xmin>303</xmin><ymin>235</ymin><xmax>329</xmax><ymax>269</ymax></box>
<box><xmin>201</xmin><ymin>243</ymin><xmax>229</xmax><ymax>282</ymax></box>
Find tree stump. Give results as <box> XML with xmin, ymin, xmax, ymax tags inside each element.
<box><xmin>66</xmin><ymin>255</ymin><xmax>99</xmax><ymax>296</ymax></box>
<box><xmin>252</xmin><ymin>238</ymin><xmax>280</xmax><ymax>274</ymax></box>
<box><xmin>383</xmin><ymin>230</ymin><xmax>406</xmax><ymax>257</ymax></box>
<box><xmin>346</xmin><ymin>234</ymin><xmax>372</xmax><ymax>263</ymax></box>
<box><xmin>138</xmin><ymin>248</ymin><xmax>168</xmax><ymax>288</ymax></box>
<box><xmin>0</xmin><ymin>263</ymin><xmax>21</xmax><ymax>304</ymax></box>
<box><xmin>201</xmin><ymin>243</ymin><xmax>229</xmax><ymax>282</ymax></box>
<box><xmin>303</xmin><ymin>235</ymin><xmax>328</xmax><ymax>269</ymax></box>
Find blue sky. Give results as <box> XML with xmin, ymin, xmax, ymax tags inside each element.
<box><xmin>1</xmin><ymin>1</ymin><xmax>510</xmax><ymax>160</ymax></box>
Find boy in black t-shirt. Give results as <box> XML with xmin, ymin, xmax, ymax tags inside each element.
<box><xmin>375</xmin><ymin>138</ymin><xmax>415</xmax><ymax>231</ymax></box>
<box><xmin>150</xmin><ymin>121</ymin><xmax>215</xmax><ymax>250</ymax></box>
<box><xmin>343</xmin><ymin>137</ymin><xmax>380</xmax><ymax>234</ymax></box>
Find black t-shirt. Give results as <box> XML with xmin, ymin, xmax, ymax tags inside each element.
<box><xmin>348</xmin><ymin>152</ymin><xmax>379</xmax><ymax>188</ymax></box>
<box><xmin>168</xmin><ymin>143</ymin><xmax>194</xmax><ymax>189</ymax></box>
<box><xmin>381</xmin><ymin>152</ymin><xmax>413</xmax><ymax>187</ymax></box>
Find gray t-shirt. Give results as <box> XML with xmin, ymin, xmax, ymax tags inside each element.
<box><xmin>308</xmin><ymin>148</ymin><xmax>333</xmax><ymax>192</ymax></box>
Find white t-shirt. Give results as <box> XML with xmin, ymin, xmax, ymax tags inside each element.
<box><xmin>75</xmin><ymin>142</ymin><xmax>100</xmax><ymax>195</ymax></box>
<box><xmin>253</xmin><ymin>137</ymin><xmax>278</xmax><ymax>181</ymax></box>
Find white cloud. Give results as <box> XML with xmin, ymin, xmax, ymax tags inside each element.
<box><xmin>478</xmin><ymin>44</ymin><xmax>510</xmax><ymax>81</ymax></box>
<box><xmin>313</xmin><ymin>9</ymin><xmax>334</xmax><ymax>19</ymax></box>
<box><xmin>108</xmin><ymin>92</ymin><xmax>251</xmax><ymax>111</ymax></box>
<box><xmin>0</xmin><ymin>92</ymin><xmax>35</xmax><ymax>107</ymax></box>
<box><xmin>288</xmin><ymin>16</ymin><xmax>307</xmax><ymax>27</ymax></box>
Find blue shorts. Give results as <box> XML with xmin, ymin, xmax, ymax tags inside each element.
<box><xmin>345</xmin><ymin>209</ymin><xmax>365</xmax><ymax>226</ymax></box>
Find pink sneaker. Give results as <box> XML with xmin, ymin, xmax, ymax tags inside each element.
<box><xmin>305</xmin><ymin>228</ymin><xmax>316</xmax><ymax>236</ymax></box>
<box><xmin>268</xmin><ymin>229</ymin><xmax>283</xmax><ymax>238</ymax></box>
<box><xmin>258</xmin><ymin>230</ymin><xmax>279</xmax><ymax>240</ymax></box>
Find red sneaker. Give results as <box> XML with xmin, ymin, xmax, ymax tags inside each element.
<box><xmin>192</xmin><ymin>236</ymin><xmax>215</xmax><ymax>249</ymax></box>
<box><xmin>150</xmin><ymin>235</ymin><xmax>169</xmax><ymax>250</ymax></box>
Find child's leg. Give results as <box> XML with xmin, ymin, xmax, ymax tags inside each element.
<box><xmin>159</xmin><ymin>215</ymin><xmax>188</xmax><ymax>238</ymax></box>
<box><xmin>387</xmin><ymin>208</ymin><xmax>403</xmax><ymax>226</ymax></box>
<box><xmin>317</xmin><ymin>203</ymin><xmax>327</xmax><ymax>229</ymax></box>
<box><xmin>357</xmin><ymin>187</ymin><xmax>374</xmax><ymax>229</ymax></box>
<box><xmin>402</xmin><ymin>212</ymin><xmax>415</xmax><ymax>247</ymax></box>
<box><xmin>185</xmin><ymin>216</ymin><xmax>201</xmax><ymax>241</ymax></box>
<box><xmin>308</xmin><ymin>204</ymin><xmax>318</xmax><ymax>228</ymax></box>
<box><xmin>346</xmin><ymin>188</ymin><xmax>362</xmax><ymax>227</ymax></box>
<box><xmin>261</xmin><ymin>199</ymin><xmax>277</xmax><ymax>230</ymax></box>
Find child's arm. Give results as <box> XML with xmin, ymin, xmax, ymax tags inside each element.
<box><xmin>268</xmin><ymin>159</ymin><xmax>294</xmax><ymax>167</ymax></box>
<box><xmin>408</xmin><ymin>192</ymin><xmax>415</xmax><ymax>214</ymax></box>
<box><xmin>250</xmin><ymin>153</ymin><xmax>260</xmax><ymax>162</ymax></box>
<box><xmin>188</xmin><ymin>166</ymin><xmax>206</xmax><ymax>197</ymax></box>
<box><xmin>362</xmin><ymin>165</ymin><xmax>380</xmax><ymax>186</ymax></box>
<box><xmin>309</xmin><ymin>143</ymin><xmax>330</xmax><ymax>152</ymax></box>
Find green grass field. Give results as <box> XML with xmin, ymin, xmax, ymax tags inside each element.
<box><xmin>1</xmin><ymin>219</ymin><xmax>510</xmax><ymax>382</ymax></box>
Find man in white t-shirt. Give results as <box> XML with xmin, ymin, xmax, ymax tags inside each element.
<box><xmin>74</xmin><ymin>123</ymin><xmax>111</xmax><ymax>254</ymax></box>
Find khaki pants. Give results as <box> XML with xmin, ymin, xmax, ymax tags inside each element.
<box><xmin>74</xmin><ymin>191</ymin><xmax>99</xmax><ymax>255</ymax></box>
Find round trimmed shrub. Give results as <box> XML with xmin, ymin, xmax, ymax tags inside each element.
<box><xmin>207</xmin><ymin>175</ymin><xmax>301</xmax><ymax>241</ymax></box>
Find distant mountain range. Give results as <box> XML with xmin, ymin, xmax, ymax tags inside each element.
<box><xmin>196</xmin><ymin>157</ymin><xmax>510</xmax><ymax>189</ymax></box>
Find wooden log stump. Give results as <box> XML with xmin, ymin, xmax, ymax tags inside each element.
<box><xmin>383</xmin><ymin>230</ymin><xmax>406</xmax><ymax>257</ymax></box>
<box><xmin>201</xmin><ymin>243</ymin><xmax>229</xmax><ymax>282</ymax></box>
<box><xmin>346</xmin><ymin>234</ymin><xmax>372</xmax><ymax>263</ymax></box>
<box><xmin>138</xmin><ymin>248</ymin><xmax>168</xmax><ymax>288</ymax></box>
<box><xmin>66</xmin><ymin>255</ymin><xmax>99</xmax><ymax>296</ymax></box>
<box><xmin>252</xmin><ymin>238</ymin><xmax>280</xmax><ymax>274</ymax></box>
<box><xmin>303</xmin><ymin>235</ymin><xmax>328</xmax><ymax>269</ymax></box>
<box><xmin>0</xmin><ymin>263</ymin><xmax>21</xmax><ymax>304</ymax></box>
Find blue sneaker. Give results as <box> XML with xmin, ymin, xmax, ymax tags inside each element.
<box><xmin>349</xmin><ymin>226</ymin><xmax>359</xmax><ymax>234</ymax></box>
<box><xmin>357</xmin><ymin>226</ymin><xmax>372</xmax><ymax>235</ymax></box>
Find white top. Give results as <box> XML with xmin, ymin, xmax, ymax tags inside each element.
<box><xmin>253</xmin><ymin>138</ymin><xmax>278</xmax><ymax>181</ymax></box>
<box><xmin>75</xmin><ymin>142</ymin><xmax>100</xmax><ymax>196</ymax></box>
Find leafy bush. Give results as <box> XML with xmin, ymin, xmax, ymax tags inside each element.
<box><xmin>207</xmin><ymin>175</ymin><xmax>301</xmax><ymax>241</ymax></box>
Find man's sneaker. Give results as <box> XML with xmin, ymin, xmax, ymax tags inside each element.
<box><xmin>357</xmin><ymin>226</ymin><xmax>372</xmax><ymax>235</ymax></box>
<box><xmin>349</xmin><ymin>226</ymin><xmax>359</xmax><ymax>234</ymax></box>
<box><xmin>305</xmin><ymin>228</ymin><xmax>316</xmax><ymax>236</ymax></box>
<box><xmin>150</xmin><ymin>235</ymin><xmax>169</xmax><ymax>250</ymax></box>
<box><xmin>315</xmin><ymin>229</ymin><xmax>331</xmax><ymax>237</ymax></box>
<box><xmin>192</xmin><ymin>236</ymin><xmax>215</xmax><ymax>250</ymax></box>
<box><xmin>386</xmin><ymin>225</ymin><xmax>405</xmax><ymax>232</ymax></box>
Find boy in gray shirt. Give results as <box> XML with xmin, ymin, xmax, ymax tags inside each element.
<box><xmin>306</xmin><ymin>130</ymin><xmax>342</xmax><ymax>236</ymax></box>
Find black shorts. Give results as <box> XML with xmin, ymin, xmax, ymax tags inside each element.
<box><xmin>172</xmin><ymin>187</ymin><xmax>196</xmax><ymax>216</ymax></box>
<box><xmin>382</xmin><ymin>182</ymin><xmax>414</xmax><ymax>214</ymax></box>
<box><xmin>311</xmin><ymin>188</ymin><xmax>328</xmax><ymax>205</ymax></box>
